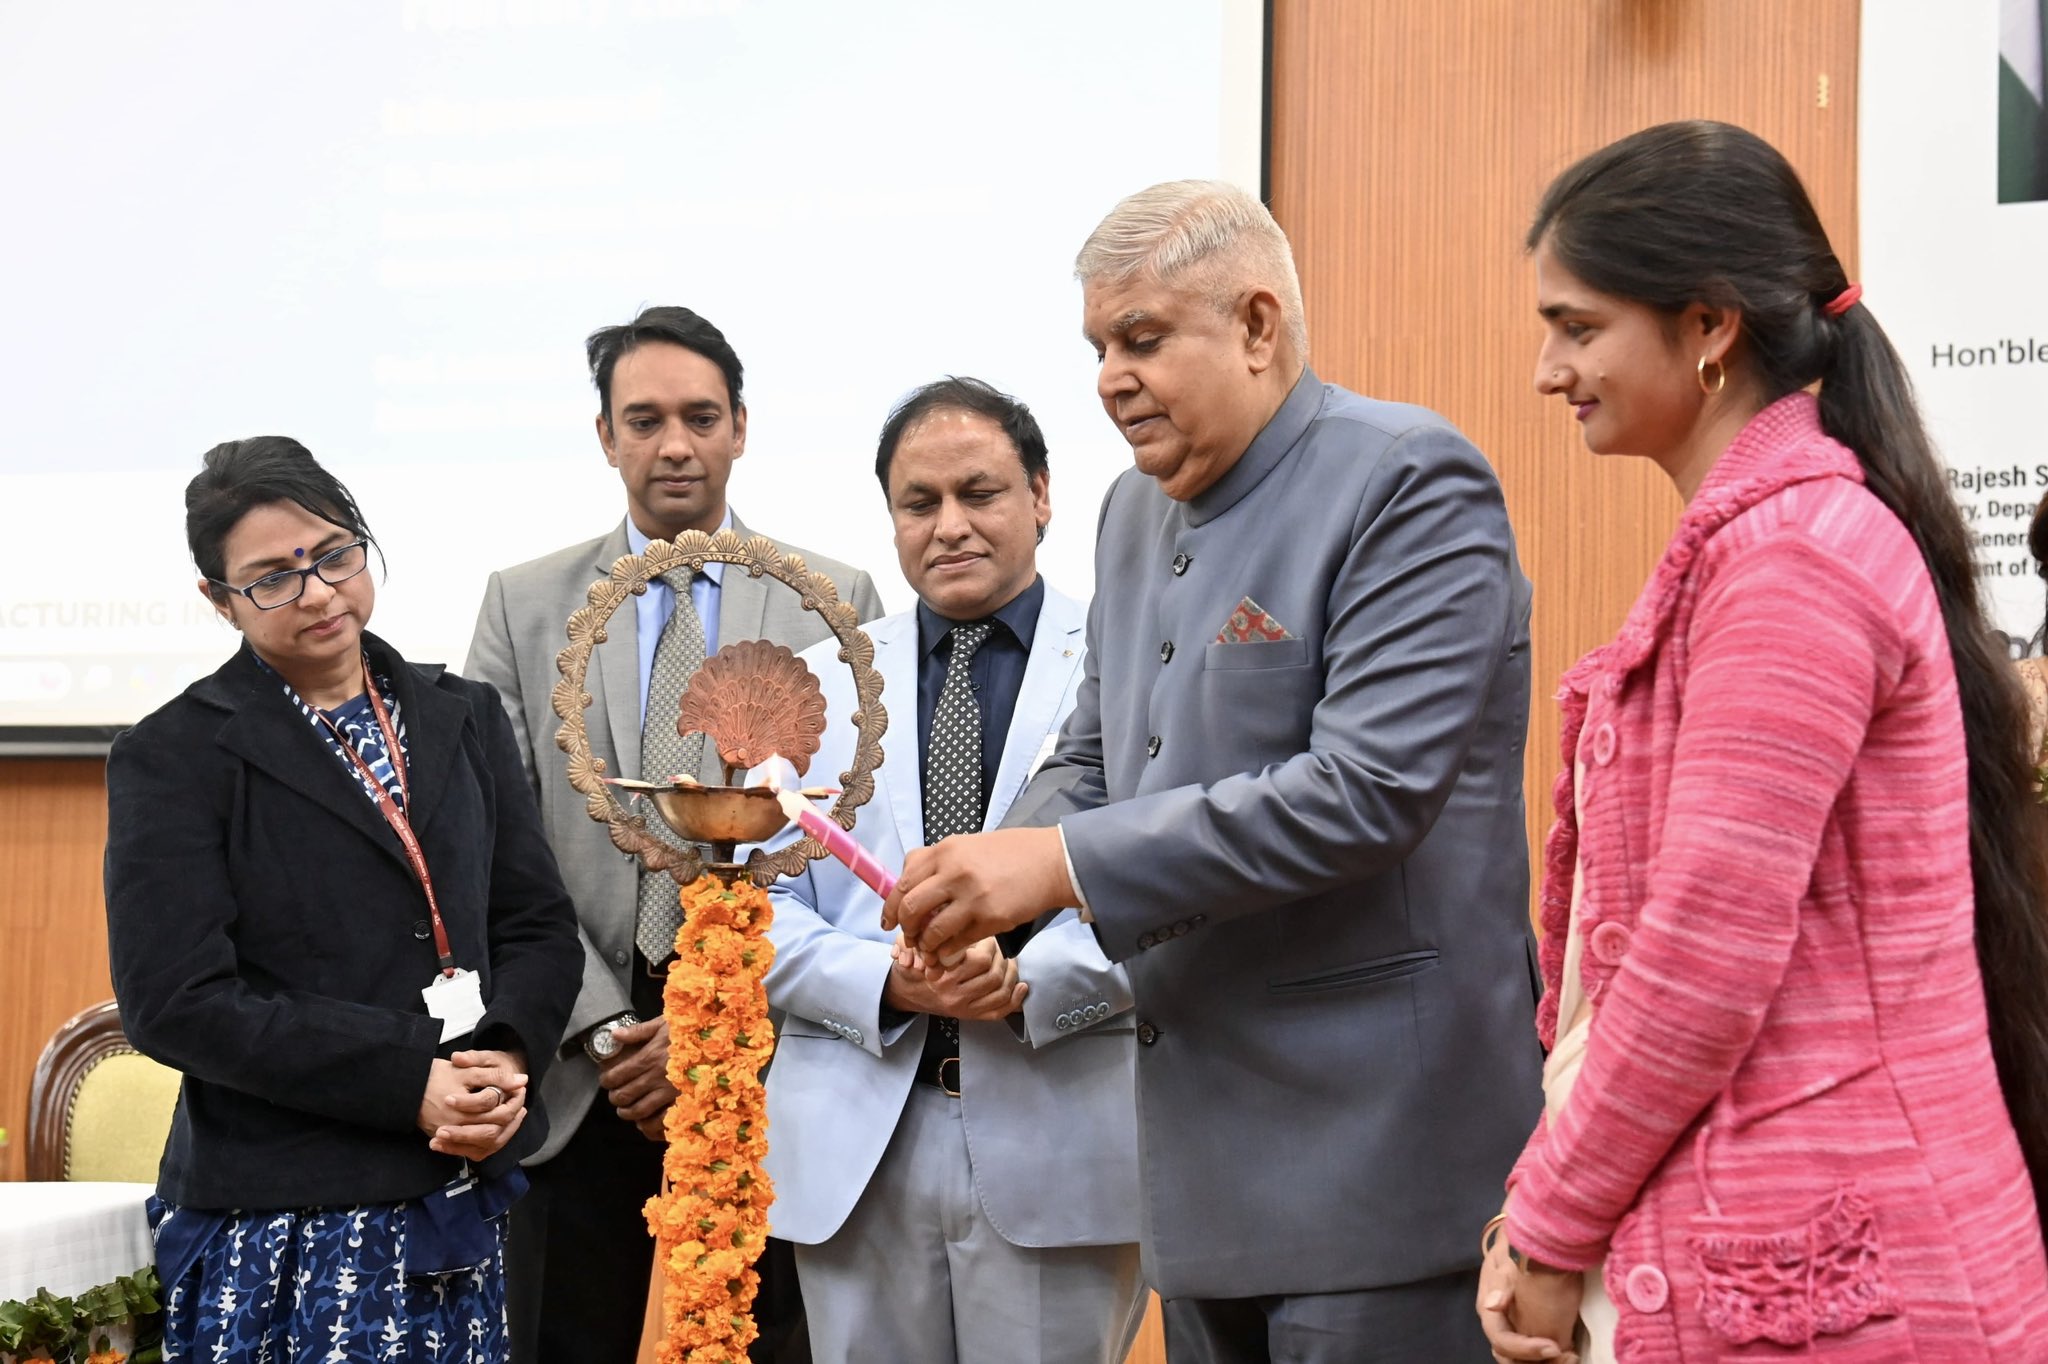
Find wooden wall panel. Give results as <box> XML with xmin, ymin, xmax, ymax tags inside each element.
<box><xmin>1268</xmin><ymin>0</ymin><xmax>1860</xmax><ymax>908</ymax></box>
<box><xmin>0</xmin><ymin>759</ymin><xmax>112</xmax><ymax>1182</ymax></box>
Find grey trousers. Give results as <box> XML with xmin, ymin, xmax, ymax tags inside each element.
<box><xmin>1162</xmin><ymin>1270</ymin><xmax>1491</xmax><ymax>1364</ymax></box>
<box><xmin>792</xmin><ymin>1084</ymin><xmax>1147</xmax><ymax>1364</ymax></box>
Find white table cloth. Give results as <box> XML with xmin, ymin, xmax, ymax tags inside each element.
<box><xmin>0</xmin><ymin>1181</ymin><xmax>155</xmax><ymax>1300</ymax></box>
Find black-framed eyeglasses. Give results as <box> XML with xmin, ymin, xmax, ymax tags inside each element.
<box><xmin>211</xmin><ymin>539</ymin><xmax>370</xmax><ymax>611</ymax></box>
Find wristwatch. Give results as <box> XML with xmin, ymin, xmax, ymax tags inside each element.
<box><xmin>585</xmin><ymin>1012</ymin><xmax>640</xmax><ymax>1063</ymax></box>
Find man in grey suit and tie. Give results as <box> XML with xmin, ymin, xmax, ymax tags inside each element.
<box><xmin>466</xmin><ymin>305</ymin><xmax>884</xmax><ymax>1363</ymax></box>
<box><xmin>760</xmin><ymin>377</ymin><xmax>1145</xmax><ymax>1364</ymax></box>
<box><xmin>887</xmin><ymin>183</ymin><xmax>1544</xmax><ymax>1362</ymax></box>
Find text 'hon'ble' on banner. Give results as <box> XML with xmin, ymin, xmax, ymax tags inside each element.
<box><xmin>1862</xmin><ymin>0</ymin><xmax>2048</xmax><ymax>653</ymax></box>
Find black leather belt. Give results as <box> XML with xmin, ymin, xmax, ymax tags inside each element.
<box><xmin>914</xmin><ymin>1018</ymin><xmax>960</xmax><ymax>1095</ymax></box>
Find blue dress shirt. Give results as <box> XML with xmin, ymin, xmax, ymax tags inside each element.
<box><xmin>625</xmin><ymin>511</ymin><xmax>730</xmax><ymax>728</ymax></box>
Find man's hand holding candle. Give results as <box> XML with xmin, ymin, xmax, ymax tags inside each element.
<box><xmin>883</xmin><ymin>827</ymin><xmax>1074</xmax><ymax>959</ymax></box>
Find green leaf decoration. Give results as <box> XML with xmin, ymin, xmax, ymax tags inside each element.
<box><xmin>0</xmin><ymin>1265</ymin><xmax>163</xmax><ymax>1362</ymax></box>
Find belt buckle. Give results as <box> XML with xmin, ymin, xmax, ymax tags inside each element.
<box><xmin>935</xmin><ymin>1055</ymin><xmax>961</xmax><ymax>1098</ymax></box>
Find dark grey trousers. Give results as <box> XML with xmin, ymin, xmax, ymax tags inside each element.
<box><xmin>1163</xmin><ymin>1269</ymin><xmax>1489</xmax><ymax>1364</ymax></box>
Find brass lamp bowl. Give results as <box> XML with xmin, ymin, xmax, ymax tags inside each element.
<box><xmin>555</xmin><ymin>528</ymin><xmax>886</xmax><ymax>887</ymax></box>
<box><xmin>608</xmin><ymin>779</ymin><xmax>793</xmax><ymax>848</ymax></box>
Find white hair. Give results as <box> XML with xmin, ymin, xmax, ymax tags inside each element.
<box><xmin>1074</xmin><ymin>179</ymin><xmax>1308</xmax><ymax>357</ymax></box>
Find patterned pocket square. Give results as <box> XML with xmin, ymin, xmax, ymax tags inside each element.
<box><xmin>1214</xmin><ymin>596</ymin><xmax>1297</xmax><ymax>644</ymax></box>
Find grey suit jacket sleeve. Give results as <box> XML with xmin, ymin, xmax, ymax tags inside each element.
<box><xmin>845</xmin><ymin>570</ymin><xmax>885</xmax><ymax>624</ymax></box>
<box><xmin>468</xmin><ymin>571</ymin><xmax>540</xmax><ymax>800</ymax></box>
<box><xmin>1012</xmin><ymin>911</ymin><xmax>1135</xmax><ymax>1046</ymax></box>
<box><xmin>1058</xmin><ymin>427</ymin><xmax>1520</xmax><ymax>958</ymax></box>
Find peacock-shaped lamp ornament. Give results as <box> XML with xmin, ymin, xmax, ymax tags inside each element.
<box><xmin>551</xmin><ymin>529</ymin><xmax>885</xmax><ymax>1364</ymax></box>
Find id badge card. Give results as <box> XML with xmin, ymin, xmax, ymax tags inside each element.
<box><xmin>422</xmin><ymin>967</ymin><xmax>485</xmax><ymax>1042</ymax></box>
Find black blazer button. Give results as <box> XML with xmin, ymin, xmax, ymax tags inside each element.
<box><xmin>1160</xmin><ymin>641</ymin><xmax>1175</xmax><ymax>663</ymax></box>
<box><xmin>1171</xmin><ymin>553</ymin><xmax>1191</xmax><ymax>576</ymax></box>
<box><xmin>412</xmin><ymin>920</ymin><xmax>432</xmax><ymax>941</ymax></box>
<box><xmin>1136</xmin><ymin>1022</ymin><xmax>1160</xmax><ymax>1046</ymax></box>
<box><xmin>1146</xmin><ymin>735</ymin><xmax>1161</xmax><ymax>757</ymax></box>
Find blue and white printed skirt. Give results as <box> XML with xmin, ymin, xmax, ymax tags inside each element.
<box><xmin>149</xmin><ymin>1197</ymin><xmax>508</xmax><ymax>1363</ymax></box>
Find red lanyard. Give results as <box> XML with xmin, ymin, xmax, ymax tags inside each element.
<box><xmin>317</xmin><ymin>658</ymin><xmax>457</xmax><ymax>977</ymax></box>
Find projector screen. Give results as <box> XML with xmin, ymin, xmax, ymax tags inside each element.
<box><xmin>0</xmin><ymin>0</ymin><xmax>1265</xmax><ymax>747</ymax></box>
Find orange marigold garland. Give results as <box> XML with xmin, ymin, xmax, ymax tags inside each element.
<box><xmin>645</xmin><ymin>873</ymin><xmax>777</xmax><ymax>1363</ymax></box>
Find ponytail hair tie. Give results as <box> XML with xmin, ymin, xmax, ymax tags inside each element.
<box><xmin>1823</xmin><ymin>283</ymin><xmax>1862</xmax><ymax>317</ymax></box>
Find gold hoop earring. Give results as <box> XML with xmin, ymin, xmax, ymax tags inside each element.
<box><xmin>1697</xmin><ymin>356</ymin><xmax>1726</xmax><ymax>395</ymax></box>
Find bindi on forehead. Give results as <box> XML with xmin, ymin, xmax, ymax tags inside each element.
<box><xmin>232</xmin><ymin>527</ymin><xmax>349</xmax><ymax>578</ymax></box>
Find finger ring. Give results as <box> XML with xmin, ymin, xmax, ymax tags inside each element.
<box><xmin>482</xmin><ymin>1084</ymin><xmax>506</xmax><ymax>1108</ymax></box>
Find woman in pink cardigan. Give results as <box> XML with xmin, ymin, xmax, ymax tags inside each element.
<box><xmin>1478</xmin><ymin>122</ymin><xmax>2048</xmax><ymax>1362</ymax></box>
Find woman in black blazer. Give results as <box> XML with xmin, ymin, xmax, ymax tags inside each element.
<box><xmin>104</xmin><ymin>437</ymin><xmax>580</xmax><ymax>1363</ymax></box>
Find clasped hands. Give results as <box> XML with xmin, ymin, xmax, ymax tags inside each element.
<box><xmin>419</xmin><ymin>1048</ymin><xmax>529</xmax><ymax>1161</ymax></box>
<box><xmin>592</xmin><ymin>927</ymin><xmax>1028</xmax><ymax>1143</ymax></box>
<box><xmin>546</xmin><ymin>825</ymin><xmax>1070</xmax><ymax>1147</ymax></box>
<box><xmin>885</xmin><ymin>932</ymin><xmax>1025</xmax><ymax>1019</ymax></box>
<box><xmin>1477</xmin><ymin>1208</ymin><xmax>1582</xmax><ymax>1364</ymax></box>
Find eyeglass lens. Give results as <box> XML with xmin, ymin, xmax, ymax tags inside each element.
<box><xmin>246</xmin><ymin>540</ymin><xmax>368</xmax><ymax>608</ymax></box>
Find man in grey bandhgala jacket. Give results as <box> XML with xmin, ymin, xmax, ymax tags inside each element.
<box><xmin>886</xmin><ymin>182</ymin><xmax>1543</xmax><ymax>1363</ymax></box>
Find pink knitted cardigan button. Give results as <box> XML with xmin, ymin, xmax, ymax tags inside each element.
<box><xmin>1590</xmin><ymin>921</ymin><xmax>1630</xmax><ymax>965</ymax></box>
<box><xmin>1624</xmin><ymin>1263</ymin><xmax>1670</xmax><ymax>1313</ymax></box>
<box><xmin>1591</xmin><ymin>723</ymin><xmax>1618</xmax><ymax>765</ymax></box>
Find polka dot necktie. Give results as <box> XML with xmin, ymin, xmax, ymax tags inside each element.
<box><xmin>923</xmin><ymin>620</ymin><xmax>992</xmax><ymax>1047</ymax></box>
<box><xmin>635</xmin><ymin>570</ymin><xmax>709</xmax><ymax>966</ymax></box>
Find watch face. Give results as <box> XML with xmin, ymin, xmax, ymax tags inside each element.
<box><xmin>587</xmin><ymin>1011</ymin><xmax>638</xmax><ymax>1062</ymax></box>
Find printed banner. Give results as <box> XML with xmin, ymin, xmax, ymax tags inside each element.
<box><xmin>1862</xmin><ymin>0</ymin><xmax>2048</xmax><ymax>651</ymax></box>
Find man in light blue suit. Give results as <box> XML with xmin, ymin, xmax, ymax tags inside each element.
<box><xmin>760</xmin><ymin>378</ymin><xmax>1146</xmax><ymax>1364</ymax></box>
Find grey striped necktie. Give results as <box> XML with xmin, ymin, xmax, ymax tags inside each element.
<box><xmin>636</xmin><ymin>569</ymin><xmax>708</xmax><ymax>965</ymax></box>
